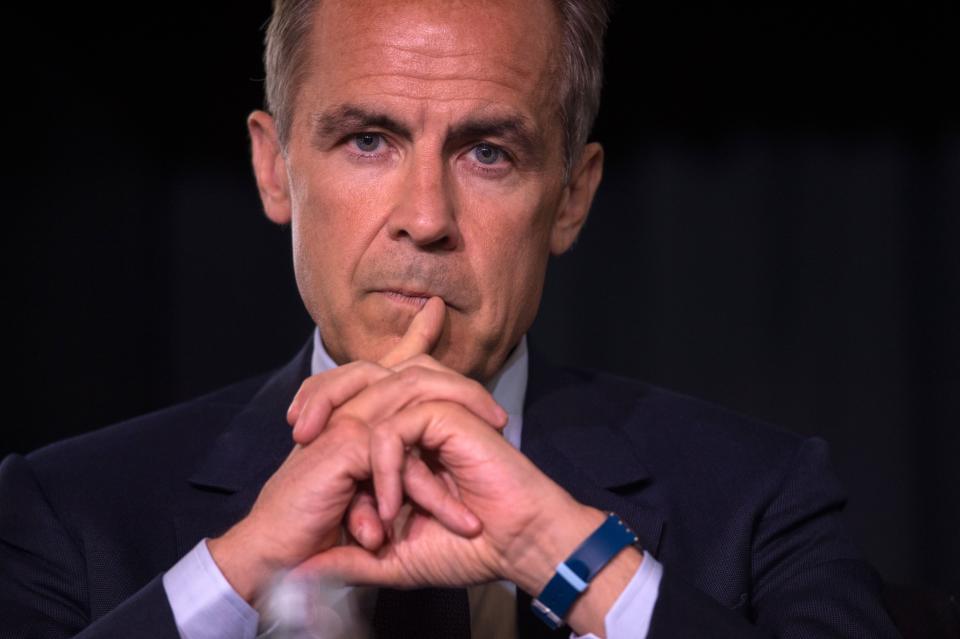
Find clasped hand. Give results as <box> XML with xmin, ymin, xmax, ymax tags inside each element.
<box><xmin>209</xmin><ymin>298</ymin><xmax>601</xmax><ymax>603</ymax></box>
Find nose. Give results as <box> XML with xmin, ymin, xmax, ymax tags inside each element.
<box><xmin>386</xmin><ymin>153</ymin><xmax>460</xmax><ymax>250</ymax></box>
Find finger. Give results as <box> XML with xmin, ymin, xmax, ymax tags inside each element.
<box><xmin>437</xmin><ymin>468</ymin><xmax>462</xmax><ymax>500</ymax></box>
<box><xmin>378</xmin><ymin>296</ymin><xmax>445</xmax><ymax>368</ymax></box>
<box><xmin>372</xmin><ymin>401</ymin><xmax>507</xmax><ymax>523</ymax></box>
<box><xmin>370</xmin><ymin>424</ymin><xmax>407</xmax><ymax>525</ymax></box>
<box><xmin>391</xmin><ymin>354</ymin><xmax>508</xmax><ymax>430</ymax></box>
<box><xmin>288</xmin><ymin>361</ymin><xmax>391</xmax><ymax>425</ymax></box>
<box><xmin>370</xmin><ymin>402</ymin><xmax>484</xmax><ymax>524</ymax></box>
<box><xmin>289</xmin><ymin>361</ymin><xmax>393</xmax><ymax>444</ymax></box>
<box><xmin>346</xmin><ymin>488</ymin><xmax>385</xmax><ymax>551</ymax></box>
<box><xmin>391</xmin><ymin>354</ymin><xmax>510</xmax><ymax>430</ymax></box>
<box><xmin>402</xmin><ymin>456</ymin><xmax>481</xmax><ymax>536</ymax></box>
<box><xmin>294</xmin><ymin>545</ymin><xmax>403</xmax><ymax>587</ymax></box>
<box><xmin>288</xmin><ymin>361</ymin><xmax>392</xmax><ymax>426</ymax></box>
<box><xmin>390</xmin><ymin>352</ymin><xmax>455</xmax><ymax>374</ymax></box>
<box><xmin>338</xmin><ymin>365</ymin><xmax>508</xmax><ymax>433</ymax></box>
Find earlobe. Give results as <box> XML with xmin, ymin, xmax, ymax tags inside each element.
<box><xmin>550</xmin><ymin>142</ymin><xmax>604</xmax><ymax>255</ymax></box>
<box><xmin>248</xmin><ymin>110</ymin><xmax>292</xmax><ymax>225</ymax></box>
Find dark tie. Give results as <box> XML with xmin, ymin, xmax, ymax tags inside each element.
<box><xmin>373</xmin><ymin>587</ymin><xmax>471</xmax><ymax>639</ymax></box>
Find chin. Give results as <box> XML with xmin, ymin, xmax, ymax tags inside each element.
<box><xmin>432</xmin><ymin>332</ymin><xmax>506</xmax><ymax>383</ymax></box>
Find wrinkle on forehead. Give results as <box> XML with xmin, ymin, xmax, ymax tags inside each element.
<box><xmin>351</xmin><ymin>45</ymin><xmax>540</xmax><ymax>86</ymax></box>
<box><xmin>309</xmin><ymin>0</ymin><xmax>559</xmax><ymax>94</ymax></box>
<box><xmin>323</xmin><ymin>0</ymin><xmax>558</xmax><ymax>52</ymax></box>
<box><xmin>339</xmin><ymin>75</ymin><xmax>541</xmax><ymax>108</ymax></box>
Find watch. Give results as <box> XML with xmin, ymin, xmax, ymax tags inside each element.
<box><xmin>530</xmin><ymin>511</ymin><xmax>639</xmax><ymax>629</ymax></box>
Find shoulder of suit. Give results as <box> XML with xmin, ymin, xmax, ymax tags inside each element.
<box><xmin>22</xmin><ymin>371</ymin><xmax>274</xmax><ymax>491</ymax></box>
<box><xmin>540</xmin><ymin>362</ymin><xmax>814</xmax><ymax>477</ymax></box>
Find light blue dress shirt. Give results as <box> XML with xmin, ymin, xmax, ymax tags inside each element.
<box><xmin>162</xmin><ymin>331</ymin><xmax>662</xmax><ymax>638</ymax></box>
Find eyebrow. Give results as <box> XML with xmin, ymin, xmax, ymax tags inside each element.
<box><xmin>447</xmin><ymin>116</ymin><xmax>540</xmax><ymax>164</ymax></box>
<box><xmin>311</xmin><ymin>104</ymin><xmax>545</xmax><ymax>166</ymax></box>
<box><xmin>313</xmin><ymin>105</ymin><xmax>413</xmax><ymax>143</ymax></box>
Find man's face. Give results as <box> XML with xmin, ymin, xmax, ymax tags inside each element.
<box><xmin>251</xmin><ymin>0</ymin><xmax>601</xmax><ymax>381</ymax></box>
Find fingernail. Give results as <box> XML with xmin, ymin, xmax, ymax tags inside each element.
<box><xmin>496</xmin><ymin>406</ymin><xmax>509</xmax><ymax>425</ymax></box>
<box><xmin>464</xmin><ymin>511</ymin><xmax>481</xmax><ymax>531</ymax></box>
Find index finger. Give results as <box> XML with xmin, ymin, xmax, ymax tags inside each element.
<box><xmin>378</xmin><ymin>296</ymin><xmax>445</xmax><ymax>368</ymax></box>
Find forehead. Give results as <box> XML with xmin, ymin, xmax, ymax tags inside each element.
<box><xmin>297</xmin><ymin>0</ymin><xmax>562</xmax><ymax>131</ymax></box>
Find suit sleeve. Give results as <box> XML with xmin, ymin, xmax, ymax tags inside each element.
<box><xmin>646</xmin><ymin>437</ymin><xmax>901</xmax><ymax>639</ymax></box>
<box><xmin>0</xmin><ymin>454</ymin><xmax>181</xmax><ymax>639</ymax></box>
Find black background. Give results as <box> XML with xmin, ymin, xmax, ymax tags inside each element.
<box><xmin>6</xmin><ymin>1</ymin><xmax>958</xmax><ymax>596</ymax></box>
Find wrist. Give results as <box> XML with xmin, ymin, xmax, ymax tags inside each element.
<box><xmin>207</xmin><ymin>520</ymin><xmax>289</xmax><ymax>604</ymax></box>
<box><xmin>521</xmin><ymin>509</ymin><xmax>644</xmax><ymax>637</ymax></box>
<box><xmin>502</xmin><ymin>498</ymin><xmax>606</xmax><ymax>596</ymax></box>
<box><xmin>566</xmin><ymin>544</ymin><xmax>643</xmax><ymax>637</ymax></box>
<box><xmin>208</xmin><ymin>504</ymin><xmax>346</xmax><ymax>604</ymax></box>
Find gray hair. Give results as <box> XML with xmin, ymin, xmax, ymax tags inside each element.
<box><xmin>263</xmin><ymin>0</ymin><xmax>610</xmax><ymax>180</ymax></box>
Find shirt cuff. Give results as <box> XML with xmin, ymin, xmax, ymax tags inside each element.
<box><xmin>162</xmin><ymin>539</ymin><xmax>259</xmax><ymax>639</ymax></box>
<box><xmin>570</xmin><ymin>550</ymin><xmax>663</xmax><ymax>639</ymax></box>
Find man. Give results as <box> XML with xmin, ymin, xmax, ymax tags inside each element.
<box><xmin>0</xmin><ymin>0</ymin><xmax>900</xmax><ymax>638</ymax></box>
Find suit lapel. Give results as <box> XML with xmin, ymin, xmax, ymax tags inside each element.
<box><xmin>521</xmin><ymin>348</ymin><xmax>666</xmax><ymax>557</ymax></box>
<box><xmin>173</xmin><ymin>340</ymin><xmax>312</xmax><ymax>556</ymax></box>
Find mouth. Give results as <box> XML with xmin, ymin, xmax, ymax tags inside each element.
<box><xmin>378</xmin><ymin>289</ymin><xmax>435</xmax><ymax>309</ymax></box>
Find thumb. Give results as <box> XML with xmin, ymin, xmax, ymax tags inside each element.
<box><xmin>293</xmin><ymin>545</ymin><xmax>400</xmax><ymax>587</ymax></box>
<box><xmin>378</xmin><ymin>297</ymin><xmax>445</xmax><ymax>368</ymax></box>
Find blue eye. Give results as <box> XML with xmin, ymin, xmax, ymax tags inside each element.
<box><xmin>473</xmin><ymin>143</ymin><xmax>502</xmax><ymax>165</ymax></box>
<box><xmin>354</xmin><ymin>133</ymin><xmax>382</xmax><ymax>153</ymax></box>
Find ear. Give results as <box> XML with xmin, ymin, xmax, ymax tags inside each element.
<box><xmin>550</xmin><ymin>142</ymin><xmax>604</xmax><ymax>254</ymax></box>
<box><xmin>248</xmin><ymin>110</ymin><xmax>292</xmax><ymax>225</ymax></box>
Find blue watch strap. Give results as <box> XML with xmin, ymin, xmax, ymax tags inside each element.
<box><xmin>531</xmin><ymin>512</ymin><xmax>639</xmax><ymax>629</ymax></box>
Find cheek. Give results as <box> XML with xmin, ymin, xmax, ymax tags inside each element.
<box><xmin>461</xmin><ymin>188</ymin><xmax>555</xmax><ymax>330</ymax></box>
<box><xmin>469</xmin><ymin>182</ymin><xmax>554</xmax><ymax>269</ymax></box>
<box><xmin>289</xmin><ymin>169</ymin><xmax>387</xmax><ymax>295</ymax></box>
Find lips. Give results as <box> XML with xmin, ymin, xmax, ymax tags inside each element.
<box><xmin>380</xmin><ymin>289</ymin><xmax>433</xmax><ymax>308</ymax></box>
<box><xmin>358</xmin><ymin>260</ymin><xmax>474</xmax><ymax>311</ymax></box>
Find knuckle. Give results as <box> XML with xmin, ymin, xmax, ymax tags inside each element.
<box><xmin>352</xmin><ymin>360</ymin><xmax>380</xmax><ymax>375</ymax></box>
<box><xmin>291</xmin><ymin>381</ymin><xmax>309</xmax><ymax>403</ymax></box>
<box><xmin>397</xmin><ymin>366</ymin><xmax>425</xmax><ymax>385</ymax></box>
<box><xmin>328</xmin><ymin>414</ymin><xmax>368</xmax><ymax>440</ymax></box>
<box><xmin>293</xmin><ymin>377</ymin><xmax>322</xmax><ymax>403</ymax></box>
<box><xmin>362</xmin><ymin>362</ymin><xmax>384</xmax><ymax>379</ymax></box>
<box><xmin>466</xmin><ymin>378</ymin><xmax>487</xmax><ymax>395</ymax></box>
<box><xmin>368</xmin><ymin>421</ymin><xmax>392</xmax><ymax>446</ymax></box>
<box><xmin>301</xmin><ymin>373</ymin><xmax>323</xmax><ymax>391</ymax></box>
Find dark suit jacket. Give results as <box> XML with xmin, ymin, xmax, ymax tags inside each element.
<box><xmin>0</xmin><ymin>339</ymin><xmax>900</xmax><ymax>638</ymax></box>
